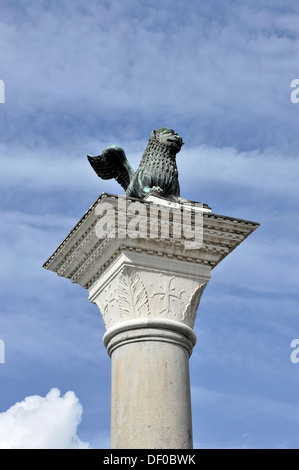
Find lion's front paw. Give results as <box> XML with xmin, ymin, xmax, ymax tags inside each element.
<box><xmin>149</xmin><ymin>186</ymin><xmax>164</xmax><ymax>193</ymax></box>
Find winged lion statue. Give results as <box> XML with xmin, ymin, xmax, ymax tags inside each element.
<box><xmin>87</xmin><ymin>127</ymin><xmax>184</xmax><ymax>200</ymax></box>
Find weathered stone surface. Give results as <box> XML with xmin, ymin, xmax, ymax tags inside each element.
<box><xmin>108</xmin><ymin>321</ymin><xmax>194</xmax><ymax>449</ymax></box>
<box><xmin>88</xmin><ymin>252</ymin><xmax>210</xmax><ymax>330</ymax></box>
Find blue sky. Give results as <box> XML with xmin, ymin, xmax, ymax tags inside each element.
<box><xmin>0</xmin><ymin>0</ymin><xmax>299</xmax><ymax>448</ymax></box>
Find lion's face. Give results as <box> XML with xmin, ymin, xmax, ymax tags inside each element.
<box><xmin>151</xmin><ymin>127</ymin><xmax>184</xmax><ymax>152</ymax></box>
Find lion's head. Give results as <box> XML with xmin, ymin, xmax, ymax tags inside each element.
<box><xmin>150</xmin><ymin>127</ymin><xmax>184</xmax><ymax>153</ymax></box>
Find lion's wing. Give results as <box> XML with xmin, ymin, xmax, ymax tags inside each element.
<box><xmin>87</xmin><ymin>145</ymin><xmax>134</xmax><ymax>191</ymax></box>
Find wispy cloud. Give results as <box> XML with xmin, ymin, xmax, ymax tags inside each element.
<box><xmin>191</xmin><ymin>385</ymin><xmax>299</xmax><ymax>448</ymax></box>
<box><xmin>1</xmin><ymin>1</ymin><xmax>299</xmax><ymax>149</ymax></box>
<box><xmin>1</xmin><ymin>140</ymin><xmax>298</xmax><ymax>203</ymax></box>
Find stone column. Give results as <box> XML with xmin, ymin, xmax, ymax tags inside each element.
<box><xmin>106</xmin><ymin>319</ymin><xmax>195</xmax><ymax>448</ymax></box>
<box><xmin>88</xmin><ymin>250</ymin><xmax>210</xmax><ymax>449</ymax></box>
<box><xmin>43</xmin><ymin>193</ymin><xmax>259</xmax><ymax>449</ymax></box>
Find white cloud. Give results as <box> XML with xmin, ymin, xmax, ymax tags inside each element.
<box><xmin>0</xmin><ymin>388</ymin><xmax>90</xmax><ymax>449</ymax></box>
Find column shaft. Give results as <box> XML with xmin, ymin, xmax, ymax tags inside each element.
<box><xmin>104</xmin><ymin>320</ymin><xmax>196</xmax><ymax>449</ymax></box>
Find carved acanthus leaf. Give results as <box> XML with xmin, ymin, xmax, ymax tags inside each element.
<box><xmin>118</xmin><ymin>270</ymin><xmax>150</xmax><ymax>318</ymax></box>
<box><xmin>182</xmin><ymin>283</ymin><xmax>207</xmax><ymax>326</ymax></box>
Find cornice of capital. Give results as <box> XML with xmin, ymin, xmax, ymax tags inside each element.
<box><xmin>43</xmin><ymin>193</ymin><xmax>259</xmax><ymax>291</ymax></box>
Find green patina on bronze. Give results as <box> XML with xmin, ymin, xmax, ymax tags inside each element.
<box><xmin>87</xmin><ymin>127</ymin><xmax>184</xmax><ymax>199</ymax></box>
